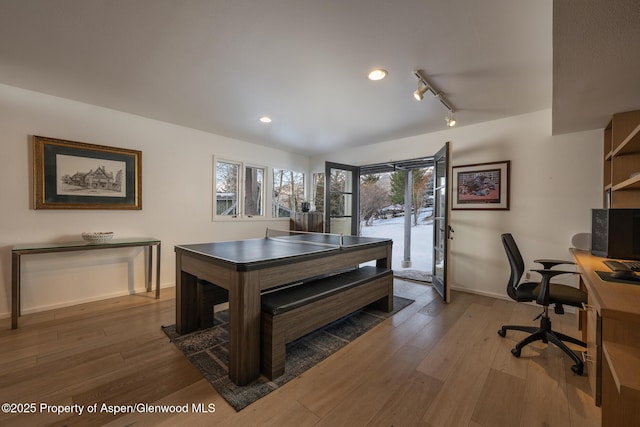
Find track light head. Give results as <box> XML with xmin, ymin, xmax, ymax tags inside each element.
<box><xmin>446</xmin><ymin>111</ymin><xmax>457</xmax><ymax>127</ymax></box>
<box><xmin>413</xmin><ymin>82</ymin><xmax>429</xmax><ymax>101</ymax></box>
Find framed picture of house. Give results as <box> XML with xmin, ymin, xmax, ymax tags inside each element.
<box><xmin>33</xmin><ymin>135</ymin><xmax>142</xmax><ymax>210</ymax></box>
<box><xmin>452</xmin><ymin>160</ymin><xmax>510</xmax><ymax>210</ymax></box>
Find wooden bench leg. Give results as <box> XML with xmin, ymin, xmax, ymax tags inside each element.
<box><xmin>367</xmin><ymin>281</ymin><xmax>394</xmax><ymax>312</ymax></box>
<box><xmin>261</xmin><ymin>314</ymin><xmax>286</xmax><ymax>380</ymax></box>
<box><xmin>369</xmin><ymin>295</ymin><xmax>392</xmax><ymax>312</ymax></box>
<box><xmin>197</xmin><ymin>280</ymin><xmax>229</xmax><ymax>329</ymax></box>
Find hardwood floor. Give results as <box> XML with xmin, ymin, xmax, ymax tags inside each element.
<box><xmin>0</xmin><ymin>279</ymin><xmax>601</xmax><ymax>426</ymax></box>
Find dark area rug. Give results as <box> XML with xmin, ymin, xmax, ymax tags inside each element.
<box><xmin>162</xmin><ymin>295</ymin><xmax>414</xmax><ymax>411</ymax></box>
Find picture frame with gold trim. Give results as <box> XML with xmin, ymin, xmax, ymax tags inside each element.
<box><xmin>33</xmin><ymin>135</ymin><xmax>142</xmax><ymax>210</ymax></box>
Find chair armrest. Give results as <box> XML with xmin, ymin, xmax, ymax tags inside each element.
<box><xmin>531</xmin><ymin>269</ymin><xmax>577</xmax><ymax>306</ymax></box>
<box><xmin>534</xmin><ymin>259</ymin><xmax>575</xmax><ymax>269</ymax></box>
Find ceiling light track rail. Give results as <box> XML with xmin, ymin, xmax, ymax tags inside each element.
<box><xmin>413</xmin><ymin>69</ymin><xmax>457</xmax><ymax>127</ymax></box>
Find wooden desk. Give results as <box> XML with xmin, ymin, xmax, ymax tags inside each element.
<box><xmin>175</xmin><ymin>235</ymin><xmax>392</xmax><ymax>386</ymax></box>
<box><xmin>571</xmin><ymin>249</ymin><xmax>640</xmax><ymax>426</ymax></box>
<box><xmin>12</xmin><ymin>238</ymin><xmax>161</xmax><ymax>329</ymax></box>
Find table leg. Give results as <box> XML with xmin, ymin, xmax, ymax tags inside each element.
<box><xmin>227</xmin><ymin>270</ymin><xmax>261</xmax><ymax>386</ymax></box>
<box><xmin>175</xmin><ymin>253</ymin><xmax>198</xmax><ymax>334</ymax></box>
<box><xmin>155</xmin><ymin>243</ymin><xmax>161</xmax><ymax>299</ymax></box>
<box><xmin>376</xmin><ymin>243</ymin><xmax>393</xmax><ymax>311</ymax></box>
<box><xmin>11</xmin><ymin>252</ymin><xmax>20</xmax><ymax>329</ymax></box>
<box><xmin>376</xmin><ymin>243</ymin><xmax>392</xmax><ymax>269</ymax></box>
<box><xmin>146</xmin><ymin>245</ymin><xmax>152</xmax><ymax>293</ymax></box>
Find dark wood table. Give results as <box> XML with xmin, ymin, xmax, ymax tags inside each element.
<box><xmin>174</xmin><ymin>234</ymin><xmax>392</xmax><ymax>386</ymax></box>
<box><xmin>11</xmin><ymin>237</ymin><xmax>161</xmax><ymax>329</ymax></box>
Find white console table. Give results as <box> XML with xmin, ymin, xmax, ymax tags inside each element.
<box><xmin>11</xmin><ymin>237</ymin><xmax>161</xmax><ymax>329</ymax></box>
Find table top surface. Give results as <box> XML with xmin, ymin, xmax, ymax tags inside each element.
<box><xmin>571</xmin><ymin>248</ymin><xmax>640</xmax><ymax>321</ymax></box>
<box><xmin>175</xmin><ymin>234</ymin><xmax>391</xmax><ymax>266</ymax></box>
<box><xmin>13</xmin><ymin>237</ymin><xmax>160</xmax><ymax>253</ymax></box>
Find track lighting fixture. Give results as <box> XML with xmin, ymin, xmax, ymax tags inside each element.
<box><xmin>413</xmin><ymin>69</ymin><xmax>457</xmax><ymax>127</ymax></box>
<box><xmin>446</xmin><ymin>111</ymin><xmax>457</xmax><ymax>127</ymax></box>
<box><xmin>413</xmin><ymin>80</ymin><xmax>429</xmax><ymax>101</ymax></box>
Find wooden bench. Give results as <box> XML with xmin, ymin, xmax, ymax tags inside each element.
<box><xmin>260</xmin><ymin>266</ymin><xmax>393</xmax><ymax>380</ymax></box>
<box><xmin>196</xmin><ymin>276</ymin><xmax>332</xmax><ymax>329</ymax></box>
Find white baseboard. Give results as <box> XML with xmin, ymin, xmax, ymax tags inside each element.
<box><xmin>0</xmin><ymin>283</ymin><xmax>172</xmax><ymax>320</ymax></box>
<box><xmin>450</xmin><ymin>286</ymin><xmax>578</xmax><ymax>313</ymax></box>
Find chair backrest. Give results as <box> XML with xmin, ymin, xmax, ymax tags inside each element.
<box><xmin>501</xmin><ymin>233</ymin><xmax>525</xmax><ymax>301</ymax></box>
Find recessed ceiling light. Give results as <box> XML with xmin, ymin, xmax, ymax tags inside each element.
<box><xmin>368</xmin><ymin>69</ymin><xmax>387</xmax><ymax>81</ymax></box>
<box><xmin>259</xmin><ymin>116</ymin><xmax>272</xmax><ymax>123</ymax></box>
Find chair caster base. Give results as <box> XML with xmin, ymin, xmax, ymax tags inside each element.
<box><xmin>571</xmin><ymin>364</ymin><xmax>583</xmax><ymax>375</ymax></box>
<box><xmin>511</xmin><ymin>347</ymin><xmax>521</xmax><ymax>357</ymax></box>
<box><xmin>498</xmin><ymin>329</ymin><xmax>506</xmax><ymax>337</ymax></box>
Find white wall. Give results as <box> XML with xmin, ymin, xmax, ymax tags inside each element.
<box><xmin>0</xmin><ymin>84</ymin><xmax>307</xmax><ymax>317</ymax></box>
<box><xmin>311</xmin><ymin>110</ymin><xmax>603</xmax><ymax>299</ymax></box>
<box><xmin>0</xmin><ymin>84</ymin><xmax>603</xmax><ymax>318</ymax></box>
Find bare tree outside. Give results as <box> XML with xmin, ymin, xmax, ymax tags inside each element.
<box><xmin>215</xmin><ymin>160</ymin><xmax>239</xmax><ymax>215</ymax></box>
<box><xmin>312</xmin><ymin>172</ymin><xmax>325</xmax><ymax>212</ymax></box>
<box><xmin>360</xmin><ymin>174</ymin><xmax>389</xmax><ymax>229</ymax></box>
<box><xmin>329</xmin><ymin>169</ymin><xmax>348</xmax><ymax>216</ymax></box>
<box><xmin>273</xmin><ymin>168</ymin><xmax>305</xmax><ymax>217</ymax></box>
<box><xmin>411</xmin><ymin>168</ymin><xmax>433</xmax><ymax>225</ymax></box>
<box><xmin>389</xmin><ymin>168</ymin><xmax>433</xmax><ymax>225</ymax></box>
<box><xmin>244</xmin><ymin>165</ymin><xmax>264</xmax><ymax>216</ymax></box>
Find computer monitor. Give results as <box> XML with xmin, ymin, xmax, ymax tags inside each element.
<box><xmin>591</xmin><ymin>209</ymin><xmax>640</xmax><ymax>260</ymax></box>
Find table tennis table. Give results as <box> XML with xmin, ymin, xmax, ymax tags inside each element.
<box><xmin>174</xmin><ymin>231</ymin><xmax>392</xmax><ymax>386</ymax></box>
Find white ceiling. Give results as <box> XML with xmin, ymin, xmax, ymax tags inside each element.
<box><xmin>0</xmin><ymin>1</ymin><xmax>638</xmax><ymax>155</ymax></box>
<box><xmin>553</xmin><ymin>0</ymin><xmax>640</xmax><ymax>134</ymax></box>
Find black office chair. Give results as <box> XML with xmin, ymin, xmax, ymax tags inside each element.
<box><xmin>497</xmin><ymin>233</ymin><xmax>587</xmax><ymax>375</ymax></box>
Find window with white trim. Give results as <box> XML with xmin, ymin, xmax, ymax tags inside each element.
<box><xmin>214</xmin><ymin>158</ymin><xmax>266</xmax><ymax>219</ymax></box>
<box><xmin>244</xmin><ymin>165</ymin><xmax>264</xmax><ymax>217</ymax></box>
<box><xmin>215</xmin><ymin>159</ymin><xmax>240</xmax><ymax>217</ymax></box>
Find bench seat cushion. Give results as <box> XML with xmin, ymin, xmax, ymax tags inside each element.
<box><xmin>261</xmin><ymin>266</ymin><xmax>392</xmax><ymax>315</ymax></box>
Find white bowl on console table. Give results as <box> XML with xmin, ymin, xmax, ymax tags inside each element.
<box><xmin>81</xmin><ymin>232</ymin><xmax>114</xmax><ymax>243</ymax></box>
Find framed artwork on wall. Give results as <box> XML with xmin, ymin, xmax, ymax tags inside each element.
<box><xmin>452</xmin><ymin>160</ymin><xmax>510</xmax><ymax>210</ymax></box>
<box><xmin>33</xmin><ymin>135</ymin><xmax>142</xmax><ymax>210</ymax></box>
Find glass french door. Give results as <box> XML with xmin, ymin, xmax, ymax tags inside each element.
<box><xmin>432</xmin><ymin>142</ymin><xmax>452</xmax><ymax>302</ymax></box>
<box><xmin>325</xmin><ymin>162</ymin><xmax>359</xmax><ymax>236</ymax></box>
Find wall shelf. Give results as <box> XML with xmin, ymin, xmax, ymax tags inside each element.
<box><xmin>604</xmin><ymin>110</ymin><xmax>640</xmax><ymax>207</ymax></box>
<box><xmin>613</xmin><ymin>123</ymin><xmax>640</xmax><ymax>156</ymax></box>
<box><xmin>612</xmin><ymin>174</ymin><xmax>640</xmax><ymax>191</ymax></box>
